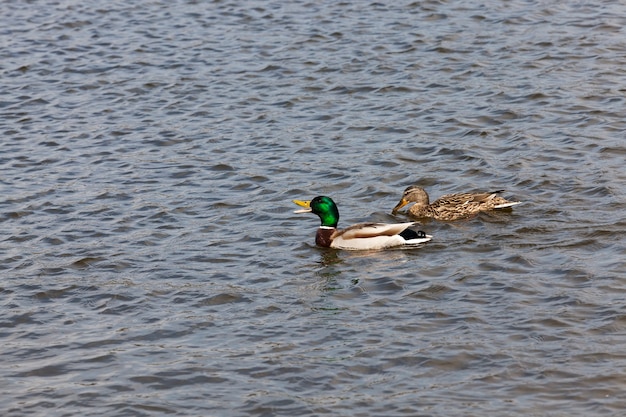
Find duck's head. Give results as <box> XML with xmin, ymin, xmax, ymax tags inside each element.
<box><xmin>392</xmin><ymin>185</ymin><xmax>430</xmax><ymax>214</ymax></box>
<box><xmin>293</xmin><ymin>196</ymin><xmax>339</xmax><ymax>228</ymax></box>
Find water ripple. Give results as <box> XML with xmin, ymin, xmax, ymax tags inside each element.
<box><xmin>2</xmin><ymin>0</ymin><xmax>626</xmax><ymax>416</ymax></box>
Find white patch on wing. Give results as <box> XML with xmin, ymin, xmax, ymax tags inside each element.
<box><xmin>493</xmin><ymin>201</ymin><xmax>523</xmax><ymax>209</ymax></box>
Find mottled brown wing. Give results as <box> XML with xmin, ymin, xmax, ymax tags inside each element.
<box><xmin>434</xmin><ymin>193</ymin><xmax>477</xmax><ymax>206</ymax></box>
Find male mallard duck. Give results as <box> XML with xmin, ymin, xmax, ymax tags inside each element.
<box><xmin>293</xmin><ymin>196</ymin><xmax>431</xmax><ymax>250</ymax></box>
<box><xmin>392</xmin><ymin>185</ymin><xmax>522</xmax><ymax>221</ymax></box>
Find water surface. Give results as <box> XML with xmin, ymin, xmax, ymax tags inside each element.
<box><xmin>1</xmin><ymin>1</ymin><xmax>625</xmax><ymax>416</ymax></box>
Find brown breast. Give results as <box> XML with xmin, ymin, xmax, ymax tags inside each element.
<box><xmin>315</xmin><ymin>228</ymin><xmax>335</xmax><ymax>247</ymax></box>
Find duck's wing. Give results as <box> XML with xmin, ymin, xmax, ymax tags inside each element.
<box><xmin>478</xmin><ymin>191</ymin><xmax>523</xmax><ymax>208</ymax></box>
<box><xmin>338</xmin><ymin>222</ymin><xmax>417</xmax><ymax>239</ymax></box>
<box><xmin>438</xmin><ymin>190</ymin><xmax>508</xmax><ymax>205</ymax></box>
<box><xmin>434</xmin><ymin>193</ymin><xmax>481</xmax><ymax>207</ymax></box>
<box><xmin>425</xmin><ymin>190</ymin><xmax>521</xmax><ymax>219</ymax></box>
<box><xmin>331</xmin><ymin>222</ymin><xmax>430</xmax><ymax>250</ymax></box>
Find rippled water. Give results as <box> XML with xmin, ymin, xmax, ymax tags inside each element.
<box><xmin>2</xmin><ymin>0</ymin><xmax>625</xmax><ymax>416</ymax></box>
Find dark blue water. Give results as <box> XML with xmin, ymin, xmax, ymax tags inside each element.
<box><xmin>2</xmin><ymin>1</ymin><xmax>625</xmax><ymax>416</ymax></box>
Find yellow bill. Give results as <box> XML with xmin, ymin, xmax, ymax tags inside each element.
<box><xmin>391</xmin><ymin>198</ymin><xmax>409</xmax><ymax>214</ymax></box>
<box><xmin>293</xmin><ymin>199</ymin><xmax>312</xmax><ymax>213</ymax></box>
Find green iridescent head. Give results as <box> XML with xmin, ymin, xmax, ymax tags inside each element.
<box><xmin>293</xmin><ymin>196</ymin><xmax>340</xmax><ymax>228</ymax></box>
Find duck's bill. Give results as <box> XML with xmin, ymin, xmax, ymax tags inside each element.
<box><xmin>391</xmin><ymin>198</ymin><xmax>409</xmax><ymax>214</ymax></box>
<box><xmin>293</xmin><ymin>199</ymin><xmax>312</xmax><ymax>213</ymax></box>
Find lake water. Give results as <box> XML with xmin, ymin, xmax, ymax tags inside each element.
<box><xmin>2</xmin><ymin>1</ymin><xmax>625</xmax><ymax>416</ymax></box>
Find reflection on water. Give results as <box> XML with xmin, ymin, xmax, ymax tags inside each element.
<box><xmin>2</xmin><ymin>0</ymin><xmax>626</xmax><ymax>415</ymax></box>
<box><xmin>317</xmin><ymin>249</ymin><xmax>343</xmax><ymax>269</ymax></box>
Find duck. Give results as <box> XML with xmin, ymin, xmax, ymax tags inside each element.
<box><xmin>293</xmin><ymin>196</ymin><xmax>432</xmax><ymax>250</ymax></box>
<box><xmin>392</xmin><ymin>185</ymin><xmax>522</xmax><ymax>221</ymax></box>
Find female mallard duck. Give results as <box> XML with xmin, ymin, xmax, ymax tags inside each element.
<box><xmin>293</xmin><ymin>196</ymin><xmax>431</xmax><ymax>250</ymax></box>
<box><xmin>392</xmin><ymin>185</ymin><xmax>522</xmax><ymax>221</ymax></box>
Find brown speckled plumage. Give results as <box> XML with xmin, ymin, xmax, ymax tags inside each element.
<box><xmin>392</xmin><ymin>186</ymin><xmax>521</xmax><ymax>221</ymax></box>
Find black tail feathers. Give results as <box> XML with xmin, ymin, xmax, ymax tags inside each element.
<box><xmin>399</xmin><ymin>229</ymin><xmax>426</xmax><ymax>240</ymax></box>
